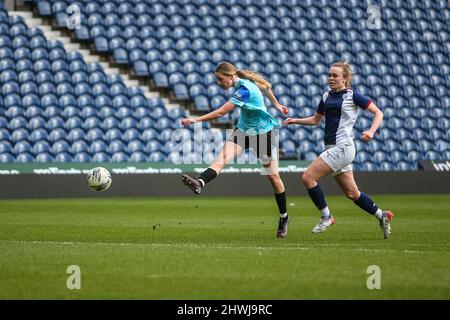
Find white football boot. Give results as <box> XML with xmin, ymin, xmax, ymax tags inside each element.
<box><xmin>311</xmin><ymin>215</ymin><xmax>335</xmax><ymax>233</ymax></box>
<box><xmin>379</xmin><ymin>211</ymin><xmax>393</xmax><ymax>239</ymax></box>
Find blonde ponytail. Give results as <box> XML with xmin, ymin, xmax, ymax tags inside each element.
<box><xmin>215</xmin><ymin>62</ymin><xmax>272</xmax><ymax>90</ymax></box>
<box><xmin>235</xmin><ymin>69</ymin><xmax>272</xmax><ymax>90</ymax></box>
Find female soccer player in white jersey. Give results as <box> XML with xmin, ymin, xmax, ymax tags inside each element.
<box><xmin>180</xmin><ymin>62</ymin><xmax>291</xmax><ymax>238</ymax></box>
<box><xmin>284</xmin><ymin>62</ymin><xmax>393</xmax><ymax>239</ymax></box>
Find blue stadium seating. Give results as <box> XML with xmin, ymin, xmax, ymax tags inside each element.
<box><xmin>0</xmin><ymin>1</ymin><xmax>184</xmax><ymax>165</ymax></box>
<box><xmin>1</xmin><ymin>1</ymin><xmax>449</xmax><ymax>168</ymax></box>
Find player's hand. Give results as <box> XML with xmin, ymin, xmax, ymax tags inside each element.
<box><xmin>283</xmin><ymin>118</ymin><xmax>297</xmax><ymax>126</ymax></box>
<box><xmin>181</xmin><ymin>117</ymin><xmax>198</xmax><ymax>126</ymax></box>
<box><xmin>361</xmin><ymin>130</ymin><xmax>374</xmax><ymax>142</ymax></box>
<box><xmin>277</xmin><ymin>104</ymin><xmax>289</xmax><ymax>116</ymax></box>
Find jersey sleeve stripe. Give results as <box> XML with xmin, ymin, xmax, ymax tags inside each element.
<box><xmin>362</xmin><ymin>99</ymin><xmax>373</xmax><ymax>109</ymax></box>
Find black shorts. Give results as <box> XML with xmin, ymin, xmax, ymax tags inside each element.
<box><xmin>228</xmin><ymin>129</ymin><xmax>278</xmax><ymax>163</ymax></box>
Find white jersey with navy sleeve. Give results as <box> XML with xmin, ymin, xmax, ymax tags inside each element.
<box><xmin>316</xmin><ymin>88</ymin><xmax>372</xmax><ymax>145</ymax></box>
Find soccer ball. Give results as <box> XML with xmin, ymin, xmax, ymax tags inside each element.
<box><xmin>87</xmin><ymin>167</ymin><xmax>112</xmax><ymax>191</ymax></box>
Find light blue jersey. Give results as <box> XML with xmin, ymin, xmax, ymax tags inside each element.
<box><xmin>228</xmin><ymin>78</ymin><xmax>279</xmax><ymax>135</ymax></box>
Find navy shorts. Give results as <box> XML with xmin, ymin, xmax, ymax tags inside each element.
<box><xmin>228</xmin><ymin>129</ymin><xmax>278</xmax><ymax>164</ymax></box>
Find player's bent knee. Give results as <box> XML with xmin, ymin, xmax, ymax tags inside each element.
<box><xmin>302</xmin><ymin>172</ymin><xmax>313</xmax><ymax>185</ymax></box>
<box><xmin>267</xmin><ymin>173</ymin><xmax>280</xmax><ymax>183</ymax></box>
<box><xmin>345</xmin><ymin>190</ymin><xmax>360</xmax><ymax>201</ymax></box>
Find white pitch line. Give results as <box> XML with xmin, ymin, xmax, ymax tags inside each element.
<box><xmin>0</xmin><ymin>240</ymin><xmax>309</xmax><ymax>251</ymax></box>
<box><xmin>291</xmin><ymin>242</ymin><xmax>450</xmax><ymax>247</ymax></box>
<box><xmin>0</xmin><ymin>240</ymin><xmax>447</xmax><ymax>255</ymax></box>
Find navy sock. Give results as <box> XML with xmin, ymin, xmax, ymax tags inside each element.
<box><xmin>307</xmin><ymin>184</ymin><xmax>327</xmax><ymax>210</ymax></box>
<box><xmin>274</xmin><ymin>191</ymin><xmax>287</xmax><ymax>215</ymax></box>
<box><xmin>198</xmin><ymin>168</ymin><xmax>217</xmax><ymax>186</ymax></box>
<box><xmin>354</xmin><ymin>192</ymin><xmax>379</xmax><ymax>215</ymax></box>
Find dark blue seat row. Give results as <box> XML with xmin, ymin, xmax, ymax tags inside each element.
<box><xmin>31</xmin><ymin>0</ymin><xmax>450</xmax><ymax>117</ymax></box>
<box><xmin>0</xmin><ymin>4</ymin><xmax>191</xmax><ymax>163</ymax></box>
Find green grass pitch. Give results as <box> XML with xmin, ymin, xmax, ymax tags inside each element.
<box><xmin>0</xmin><ymin>194</ymin><xmax>449</xmax><ymax>299</ymax></box>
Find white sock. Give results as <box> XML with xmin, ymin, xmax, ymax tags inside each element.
<box><xmin>198</xmin><ymin>179</ymin><xmax>205</xmax><ymax>187</ymax></box>
<box><xmin>321</xmin><ymin>206</ymin><xmax>330</xmax><ymax>219</ymax></box>
<box><xmin>280</xmin><ymin>212</ymin><xmax>288</xmax><ymax>218</ymax></box>
<box><xmin>374</xmin><ymin>209</ymin><xmax>383</xmax><ymax>221</ymax></box>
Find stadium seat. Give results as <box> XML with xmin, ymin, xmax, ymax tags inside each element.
<box><xmin>111</xmin><ymin>152</ymin><xmax>128</xmax><ymax>162</ymax></box>
<box><xmin>0</xmin><ymin>153</ymin><xmax>15</xmax><ymax>163</ymax></box>
<box><xmin>355</xmin><ymin>151</ymin><xmax>371</xmax><ymax>164</ymax></box>
<box><xmin>153</xmin><ymin>72</ymin><xmax>169</xmax><ymax>88</ymax></box>
<box><xmin>104</xmin><ymin>128</ymin><xmax>122</xmax><ymax>142</ymax></box>
<box><xmin>120</xmin><ymin>117</ymin><xmax>137</xmax><ymax>130</ymax></box>
<box><xmin>138</xmin><ymin>117</ymin><xmax>154</xmax><ymax>131</ymax></box>
<box><xmin>92</xmin><ymin>83</ymin><xmax>109</xmax><ymax>96</ymax></box>
<box><xmin>129</xmin><ymin>151</ymin><xmax>147</xmax><ymax>162</ymax></box>
<box><xmin>35</xmin><ymin>152</ymin><xmax>53</xmax><ymax>162</ymax></box>
<box><xmin>379</xmin><ymin>162</ymin><xmax>396</xmax><ymax>171</ymax></box>
<box><xmin>362</xmin><ymin>162</ymin><xmax>378</xmax><ymax>171</ymax></box>
<box><xmin>122</xmin><ymin>128</ymin><xmax>141</xmax><ymax>142</ymax></box>
<box><xmin>51</xmin><ymin>140</ymin><xmax>70</xmax><ymax>154</ymax></box>
<box><xmin>53</xmin><ymin>151</ymin><xmax>71</xmax><ymax>163</ymax></box>
<box><xmin>0</xmin><ymin>141</ymin><xmax>12</xmax><ymax>154</ymax></box>
<box><xmin>148</xmin><ymin>151</ymin><xmax>165</xmax><ymax>162</ymax></box>
<box><xmin>71</xmin><ymin>140</ymin><xmax>89</xmax><ymax>154</ymax></box>
<box><xmin>73</xmin><ymin>153</ymin><xmax>91</xmax><ymax>163</ymax></box>
<box><xmin>43</xmin><ymin>105</ymin><xmax>61</xmax><ymax>118</ymax></box>
<box><xmin>83</xmin><ymin>117</ymin><xmax>101</xmax><ymax>131</ymax></box>
<box><xmin>145</xmin><ymin>141</ymin><xmax>163</xmax><ymax>154</ymax></box>
<box><xmin>28</xmin><ymin>116</ymin><xmax>46</xmax><ymax>131</ymax></box>
<box><xmin>90</xmin><ymin>140</ymin><xmax>108</xmax><ymax>154</ymax></box>
<box><xmin>402</xmin><ymin>139</ymin><xmax>419</xmax><ymax>153</ymax></box>
<box><xmin>435</xmin><ymin>140</ymin><xmax>449</xmax><ymax>153</ymax></box>
<box><xmin>1</xmin><ymin>70</ymin><xmax>18</xmax><ymax>84</ymax></box>
<box><xmin>134</xmin><ymin>107</ymin><xmax>150</xmax><ymax>120</ymax></box>
<box><xmin>14</xmin><ymin>141</ymin><xmax>33</xmax><ymax>155</ymax></box>
<box><xmin>107</xmin><ymin>140</ymin><xmax>126</xmax><ymax>154</ymax></box>
<box><xmin>141</xmin><ymin>128</ymin><xmax>158</xmax><ymax>141</ymax></box>
<box><xmin>373</xmin><ymin>151</ymin><xmax>390</xmax><ymax>163</ymax></box>
<box><xmin>85</xmin><ymin>128</ymin><xmax>103</xmax><ymax>142</ymax></box>
<box><xmin>10</xmin><ymin>128</ymin><xmax>29</xmax><ymax>143</ymax></box>
<box><xmin>419</xmin><ymin>140</ymin><xmax>433</xmax><ymax>153</ymax></box>
<box><xmin>64</xmin><ymin>116</ymin><xmax>84</xmax><ymax>134</ymax></box>
<box><xmin>29</xmin><ymin>128</ymin><xmax>48</xmax><ymax>142</ymax></box>
<box><xmin>9</xmin><ymin>117</ymin><xmax>27</xmax><ymax>131</ymax></box>
<box><xmin>16</xmin><ymin>152</ymin><xmax>34</xmax><ymax>163</ymax></box>
<box><xmin>91</xmin><ymin>152</ymin><xmax>109</xmax><ymax>163</ymax></box>
<box><xmin>427</xmin><ymin>128</ymin><xmax>443</xmax><ymax>141</ymax></box>
<box><xmin>113</xmin><ymin>96</ymin><xmax>130</xmax><ymax>109</ymax></box>
<box><xmin>6</xmin><ymin>106</ymin><xmax>25</xmax><ymax>119</ymax></box>
<box><xmin>396</xmin><ymin>161</ymin><xmax>413</xmax><ymax>171</ymax></box>
<box><xmin>67</xmin><ymin>128</ymin><xmax>85</xmax><ymax>142</ymax></box>
<box><xmin>127</xmin><ymin>140</ymin><xmax>144</xmax><ymax>154</ymax></box>
<box><xmin>48</xmin><ymin>129</ymin><xmax>66</xmax><ymax>143</ymax></box>
<box><xmin>437</xmin><ymin>118</ymin><xmax>450</xmax><ymax>130</ymax></box>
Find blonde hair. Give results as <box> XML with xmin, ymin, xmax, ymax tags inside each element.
<box><xmin>331</xmin><ymin>61</ymin><xmax>353</xmax><ymax>88</ymax></box>
<box><xmin>215</xmin><ymin>61</ymin><xmax>272</xmax><ymax>90</ymax></box>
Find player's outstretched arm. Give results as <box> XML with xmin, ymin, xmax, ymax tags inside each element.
<box><xmin>181</xmin><ymin>101</ymin><xmax>236</xmax><ymax>126</ymax></box>
<box><xmin>284</xmin><ymin>112</ymin><xmax>324</xmax><ymax>126</ymax></box>
<box><xmin>361</xmin><ymin>102</ymin><xmax>383</xmax><ymax>142</ymax></box>
<box><xmin>257</xmin><ymin>83</ymin><xmax>288</xmax><ymax>116</ymax></box>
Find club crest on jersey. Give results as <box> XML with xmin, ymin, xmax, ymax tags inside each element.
<box><xmin>232</xmin><ymin>93</ymin><xmax>243</xmax><ymax>101</ymax></box>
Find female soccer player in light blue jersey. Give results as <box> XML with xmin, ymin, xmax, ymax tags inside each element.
<box><xmin>285</xmin><ymin>62</ymin><xmax>393</xmax><ymax>239</ymax></box>
<box><xmin>181</xmin><ymin>61</ymin><xmax>290</xmax><ymax>238</ymax></box>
